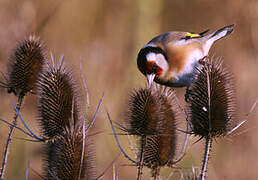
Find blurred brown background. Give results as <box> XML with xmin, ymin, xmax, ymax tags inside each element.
<box><xmin>0</xmin><ymin>0</ymin><xmax>257</xmax><ymax>179</ymax></box>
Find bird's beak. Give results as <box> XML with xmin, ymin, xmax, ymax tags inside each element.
<box><xmin>146</xmin><ymin>74</ymin><xmax>155</xmax><ymax>88</ymax></box>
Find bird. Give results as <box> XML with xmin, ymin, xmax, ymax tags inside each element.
<box><xmin>137</xmin><ymin>24</ymin><xmax>234</xmax><ymax>88</ymax></box>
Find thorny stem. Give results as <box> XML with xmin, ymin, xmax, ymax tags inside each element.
<box><xmin>78</xmin><ymin>100</ymin><xmax>85</xmax><ymax>180</ymax></box>
<box><xmin>205</xmin><ymin>64</ymin><xmax>212</xmax><ymax>133</ymax></box>
<box><xmin>25</xmin><ymin>161</ymin><xmax>30</xmax><ymax>180</ymax></box>
<box><xmin>0</xmin><ymin>96</ymin><xmax>24</xmax><ymax>179</ymax></box>
<box><xmin>200</xmin><ymin>136</ymin><xmax>212</xmax><ymax>180</ymax></box>
<box><xmin>199</xmin><ymin>63</ymin><xmax>213</xmax><ymax>180</ymax></box>
<box><xmin>152</xmin><ymin>167</ymin><xmax>160</xmax><ymax>180</ymax></box>
<box><xmin>137</xmin><ymin>136</ymin><xmax>146</xmax><ymax>180</ymax></box>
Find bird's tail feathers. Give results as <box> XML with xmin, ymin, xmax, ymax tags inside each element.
<box><xmin>206</xmin><ymin>24</ymin><xmax>234</xmax><ymax>43</ymax></box>
<box><xmin>202</xmin><ymin>24</ymin><xmax>234</xmax><ymax>55</ymax></box>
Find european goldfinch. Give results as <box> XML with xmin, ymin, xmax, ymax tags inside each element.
<box><xmin>137</xmin><ymin>24</ymin><xmax>234</xmax><ymax>87</ymax></box>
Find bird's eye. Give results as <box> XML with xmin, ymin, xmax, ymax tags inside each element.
<box><xmin>185</xmin><ymin>36</ymin><xmax>191</xmax><ymax>40</ymax></box>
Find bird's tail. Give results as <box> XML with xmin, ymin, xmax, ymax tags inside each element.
<box><xmin>202</xmin><ymin>24</ymin><xmax>234</xmax><ymax>55</ymax></box>
<box><xmin>205</xmin><ymin>24</ymin><xmax>234</xmax><ymax>42</ymax></box>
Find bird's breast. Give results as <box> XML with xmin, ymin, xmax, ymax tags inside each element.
<box><xmin>162</xmin><ymin>42</ymin><xmax>204</xmax><ymax>85</ymax></box>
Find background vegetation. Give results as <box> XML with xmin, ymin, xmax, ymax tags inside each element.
<box><xmin>0</xmin><ymin>0</ymin><xmax>257</xmax><ymax>179</ymax></box>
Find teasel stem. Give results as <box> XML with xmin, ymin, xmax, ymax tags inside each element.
<box><xmin>206</xmin><ymin>66</ymin><xmax>212</xmax><ymax>133</ymax></box>
<box><xmin>78</xmin><ymin>102</ymin><xmax>86</xmax><ymax>180</ymax></box>
<box><xmin>200</xmin><ymin>136</ymin><xmax>212</xmax><ymax>180</ymax></box>
<box><xmin>25</xmin><ymin>161</ymin><xmax>29</xmax><ymax>180</ymax></box>
<box><xmin>199</xmin><ymin>64</ymin><xmax>212</xmax><ymax>180</ymax></box>
<box><xmin>0</xmin><ymin>95</ymin><xmax>24</xmax><ymax>179</ymax></box>
<box><xmin>152</xmin><ymin>167</ymin><xmax>160</xmax><ymax>180</ymax></box>
<box><xmin>137</xmin><ymin>136</ymin><xmax>146</xmax><ymax>180</ymax></box>
<box><xmin>112</xmin><ymin>164</ymin><xmax>119</xmax><ymax>180</ymax></box>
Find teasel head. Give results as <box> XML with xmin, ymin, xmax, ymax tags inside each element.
<box><xmin>187</xmin><ymin>58</ymin><xmax>236</xmax><ymax>138</ymax></box>
<box><xmin>125</xmin><ymin>84</ymin><xmax>179</xmax><ymax>178</ymax></box>
<box><xmin>37</xmin><ymin>59</ymin><xmax>81</xmax><ymax>139</ymax></box>
<box><xmin>44</xmin><ymin>127</ymin><xmax>96</xmax><ymax>180</ymax></box>
<box><xmin>1</xmin><ymin>36</ymin><xmax>45</xmax><ymax>97</ymax></box>
<box><xmin>187</xmin><ymin>57</ymin><xmax>236</xmax><ymax>180</ymax></box>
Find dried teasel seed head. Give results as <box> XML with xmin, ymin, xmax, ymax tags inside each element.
<box><xmin>37</xmin><ymin>59</ymin><xmax>80</xmax><ymax>139</ymax></box>
<box><xmin>125</xmin><ymin>84</ymin><xmax>178</xmax><ymax>174</ymax></box>
<box><xmin>126</xmin><ymin>85</ymin><xmax>178</xmax><ymax>136</ymax></box>
<box><xmin>44</xmin><ymin>129</ymin><xmax>96</xmax><ymax>180</ymax></box>
<box><xmin>7</xmin><ymin>35</ymin><xmax>45</xmax><ymax>97</ymax></box>
<box><xmin>188</xmin><ymin>58</ymin><xmax>236</xmax><ymax>138</ymax></box>
<box><xmin>138</xmin><ymin>133</ymin><xmax>177</xmax><ymax>171</ymax></box>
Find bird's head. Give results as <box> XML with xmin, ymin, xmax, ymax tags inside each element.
<box><xmin>137</xmin><ymin>46</ymin><xmax>168</xmax><ymax>87</ymax></box>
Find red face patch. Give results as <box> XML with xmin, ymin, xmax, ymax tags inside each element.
<box><xmin>146</xmin><ymin>61</ymin><xmax>155</xmax><ymax>74</ymax></box>
<box><xmin>146</xmin><ymin>61</ymin><xmax>163</xmax><ymax>77</ymax></box>
<box><xmin>138</xmin><ymin>60</ymin><xmax>163</xmax><ymax>77</ymax></box>
<box><xmin>155</xmin><ymin>65</ymin><xmax>163</xmax><ymax>76</ymax></box>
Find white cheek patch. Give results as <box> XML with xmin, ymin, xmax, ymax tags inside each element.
<box><xmin>146</xmin><ymin>52</ymin><xmax>168</xmax><ymax>78</ymax></box>
<box><xmin>146</xmin><ymin>52</ymin><xmax>156</xmax><ymax>61</ymax></box>
<box><xmin>155</xmin><ymin>54</ymin><xmax>168</xmax><ymax>77</ymax></box>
